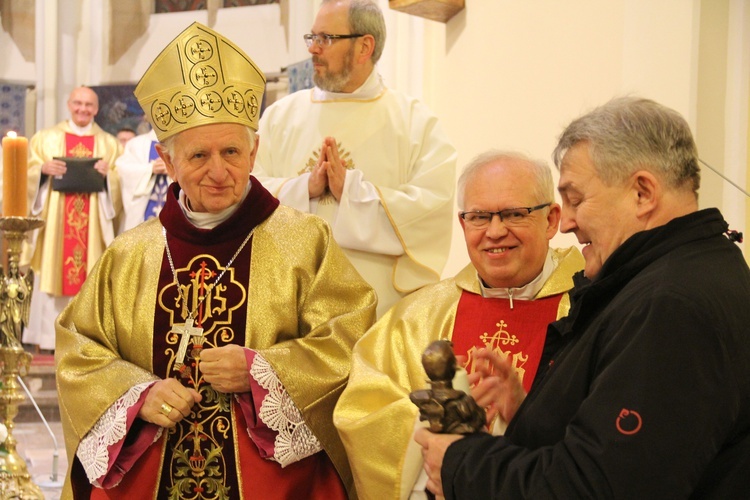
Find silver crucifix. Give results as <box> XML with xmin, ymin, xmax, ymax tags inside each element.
<box><xmin>171</xmin><ymin>317</ymin><xmax>204</xmax><ymax>371</ymax></box>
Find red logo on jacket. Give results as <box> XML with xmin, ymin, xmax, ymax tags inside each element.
<box><xmin>616</xmin><ymin>408</ymin><xmax>642</xmax><ymax>435</ymax></box>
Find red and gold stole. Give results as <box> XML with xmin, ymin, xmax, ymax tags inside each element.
<box><xmin>62</xmin><ymin>133</ymin><xmax>95</xmax><ymax>296</ymax></box>
<box><xmin>115</xmin><ymin>182</ymin><xmax>344</xmax><ymax>499</ymax></box>
<box><xmin>452</xmin><ymin>291</ymin><xmax>563</xmax><ymax>392</ymax></box>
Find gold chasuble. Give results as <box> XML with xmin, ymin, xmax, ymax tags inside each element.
<box><xmin>334</xmin><ymin>247</ymin><xmax>584</xmax><ymax>499</ymax></box>
<box><xmin>56</xmin><ymin>179</ymin><xmax>376</xmax><ymax>499</ymax></box>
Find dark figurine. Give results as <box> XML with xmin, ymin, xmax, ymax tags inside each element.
<box><xmin>410</xmin><ymin>340</ymin><xmax>486</xmax><ymax>434</ymax></box>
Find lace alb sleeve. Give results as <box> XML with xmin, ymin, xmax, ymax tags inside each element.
<box><xmin>77</xmin><ymin>381</ymin><xmax>163</xmax><ymax>486</ymax></box>
<box><xmin>249</xmin><ymin>354</ymin><xmax>322</xmax><ymax>467</ymax></box>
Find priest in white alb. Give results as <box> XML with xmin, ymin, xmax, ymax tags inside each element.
<box><xmin>254</xmin><ymin>0</ymin><xmax>457</xmax><ymax>316</ymax></box>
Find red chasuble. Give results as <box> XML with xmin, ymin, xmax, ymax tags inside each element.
<box><xmin>452</xmin><ymin>291</ymin><xmax>563</xmax><ymax>392</ymax></box>
<box><xmin>89</xmin><ymin>180</ymin><xmax>345</xmax><ymax>499</ymax></box>
<box><xmin>62</xmin><ymin>133</ymin><xmax>94</xmax><ymax>295</ymax></box>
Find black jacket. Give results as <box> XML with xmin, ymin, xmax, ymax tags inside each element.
<box><xmin>443</xmin><ymin>208</ymin><xmax>750</xmax><ymax>499</ymax></box>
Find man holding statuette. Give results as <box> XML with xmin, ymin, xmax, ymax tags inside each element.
<box><xmin>416</xmin><ymin>97</ymin><xmax>750</xmax><ymax>499</ymax></box>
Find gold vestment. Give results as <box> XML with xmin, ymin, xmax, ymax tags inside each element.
<box><xmin>27</xmin><ymin>121</ymin><xmax>122</xmax><ymax>294</ymax></box>
<box><xmin>334</xmin><ymin>247</ymin><xmax>584</xmax><ymax>499</ymax></box>
<box><xmin>56</xmin><ymin>204</ymin><xmax>376</xmax><ymax>499</ymax></box>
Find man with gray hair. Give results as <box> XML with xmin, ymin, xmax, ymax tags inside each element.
<box><xmin>55</xmin><ymin>22</ymin><xmax>376</xmax><ymax>499</ymax></box>
<box><xmin>417</xmin><ymin>97</ymin><xmax>750</xmax><ymax>498</ymax></box>
<box><xmin>334</xmin><ymin>151</ymin><xmax>582</xmax><ymax>499</ymax></box>
<box><xmin>255</xmin><ymin>0</ymin><xmax>456</xmax><ymax>317</ymax></box>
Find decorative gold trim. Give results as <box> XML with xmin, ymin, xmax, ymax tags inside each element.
<box><xmin>371</xmin><ymin>185</ymin><xmax>443</xmax><ymax>293</ymax></box>
<box><xmin>310</xmin><ymin>87</ymin><xmax>388</xmax><ymax>104</ymax></box>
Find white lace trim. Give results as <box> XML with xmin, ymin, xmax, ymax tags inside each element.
<box><xmin>249</xmin><ymin>354</ymin><xmax>322</xmax><ymax>467</ymax></box>
<box><xmin>77</xmin><ymin>381</ymin><xmax>163</xmax><ymax>487</ymax></box>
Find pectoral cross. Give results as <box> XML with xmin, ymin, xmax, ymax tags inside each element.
<box><xmin>171</xmin><ymin>317</ymin><xmax>204</xmax><ymax>371</ymax></box>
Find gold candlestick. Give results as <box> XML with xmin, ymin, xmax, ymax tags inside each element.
<box><xmin>0</xmin><ymin>216</ymin><xmax>44</xmax><ymax>499</ymax></box>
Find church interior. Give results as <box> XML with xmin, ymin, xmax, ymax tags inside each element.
<box><xmin>0</xmin><ymin>0</ymin><xmax>748</xmax><ymax>498</ymax></box>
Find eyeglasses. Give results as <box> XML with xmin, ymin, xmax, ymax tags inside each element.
<box><xmin>459</xmin><ymin>203</ymin><xmax>551</xmax><ymax>228</ymax></box>
<box><xmin>303</xmin><ymin>33</ymin><xmax>364</xmax><ymax>48</ymax></box>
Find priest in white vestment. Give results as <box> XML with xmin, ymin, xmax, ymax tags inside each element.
<box><xmin>255</xmin><ymin>0</ymin><xmax>457</xmax><ymax>316</ymax></box>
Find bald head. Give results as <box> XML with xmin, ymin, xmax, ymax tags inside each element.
<box><xmin>67</xmin><ymin>87</ymin><xmax>99</xmax><ymax>128</ymax></box>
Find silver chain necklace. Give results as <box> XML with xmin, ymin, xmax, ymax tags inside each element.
<box><xmin>162</xmin><ymin>225</ymin><xmax>256</xmax><ymax>370</ymax></box>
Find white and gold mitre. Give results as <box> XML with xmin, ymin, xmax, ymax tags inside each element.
<box><xmin>134</xmin><ymin>22</ymin><xmax>266</xmax><ymax>141</ymax></box>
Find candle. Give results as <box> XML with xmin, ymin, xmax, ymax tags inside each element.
<box><xmin>2</xmin><ymin>131</ymin><xmax>28</xmax><ymax>217</ymax></box>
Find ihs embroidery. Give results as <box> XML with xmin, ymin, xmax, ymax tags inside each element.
<box><xmin>465</xmin><ymin>320</ymin><xmax>529</xmax><ymax>385</ymax></box>
<box><xmin>157</xmin><ymin>244</ymin><xmax>251</xmax><ymax>497</ymax></box>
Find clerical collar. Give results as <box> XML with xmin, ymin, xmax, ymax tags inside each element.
<box><xmin>67</xmin><ymin>120</ymin><xmax>93</xmax><ymax>135</ymax></box>
<box><xmin>312</xmin><ymin>69</ymin><xmax>385</xmax><ymax>101</ymax></box>
<box><xmin>177</xmin><ymin>181</ymin><xmax>252</xmax><ymax>229</ymax></box>
<box><xmin>479</xmin><ymin>248</ymin><xmax>556</xmax><ymax>307</ymax></box>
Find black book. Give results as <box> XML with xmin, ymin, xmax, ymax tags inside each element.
<box><xmin>51</xmin><ymin>157</ymin><xmax>105</xmax><ymax>192</ymax></box>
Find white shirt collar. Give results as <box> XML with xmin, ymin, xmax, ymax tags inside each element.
<box><xmin>479</xmin><ymin>248</ymin><xmax>556</xmax><ymax>302</ymax></box>
<box><xmin>177</xmin><ymin>180</ymin><xmax>252</xmax><ymax>229</ymax></box>
<box><xmin>312</xmin><ymin>68</ymin><xmax>384</xmax><ymax>101</ymax></box>
<box><xmin>67</xmin><ymin>120</ymin><xmax>93</xmax><ymax>135</ymax></box>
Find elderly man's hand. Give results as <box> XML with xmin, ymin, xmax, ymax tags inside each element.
<box><xmin>414</xmin><ymin>428</ymin><xmax>464</xmax><ymax>498</ymax></box>
<box><xmin>138</xmin><ymin>377</ymin><xmax>201</xmax><ymax>428</ymax></box>
<box><xmin>468</xmin><ymin>348</ymin><xmax>526</xmax><ymax>424</ymax></box>
<box><xmin>200</xmin><ymin>344</ymin><xmax>251</xmax><ymax>393</ymax></box>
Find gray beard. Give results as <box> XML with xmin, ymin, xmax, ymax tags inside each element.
<box><xmin>312</xmin><ymin>48</ymin><xmax>354</xmax><ymax>92</ymax></box>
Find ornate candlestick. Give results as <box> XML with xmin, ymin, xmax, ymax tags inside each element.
<box><xmin>0</xmin><ymin>216</ymin><xmax>44</xmax><ymax>499</ymax></box>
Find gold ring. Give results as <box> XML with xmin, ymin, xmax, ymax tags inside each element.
<box><xmin>160</xmin><ymin>403</ymin><xmax>173</xmax><ymax>416</ymax></box>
